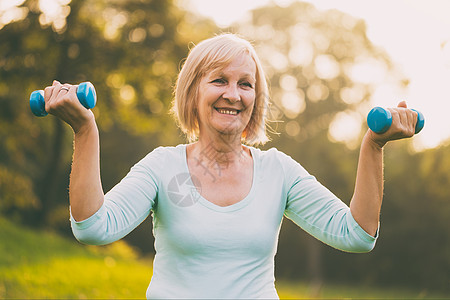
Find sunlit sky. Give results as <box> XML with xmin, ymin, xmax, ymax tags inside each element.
<box><xmin>180</xmin><ymin>0</ymin><xmax>450</xmax><ymax>150</ymax></box>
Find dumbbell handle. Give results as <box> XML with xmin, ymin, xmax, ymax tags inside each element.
<box><xmin>367</xmin><ymin>106</ymin><xmax>425</xmax><ymax>134</ymax></box>
<box><xmin>30</xmin><ymin>81</ymin><xmax>97</xmax><ymax>117</ymax></box>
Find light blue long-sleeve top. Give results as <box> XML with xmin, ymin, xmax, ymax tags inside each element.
<box><xmin>70</xmin><ymin>144</ymin><xmax>377</xmax><ymax>299</ymax></box>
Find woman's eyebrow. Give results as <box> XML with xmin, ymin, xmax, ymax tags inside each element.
<box><xmin>210</xmin><ymin>70</ymin><xmax>225</xmax><ymax>78</ymax></box>
<box><xmin>241</xmin><ymin>73</ymin><xmax>256</xmax><ymax>83</ymax></box>
<box><xmin>208</xmin><ymin>70</ymin><xmax>256</xmax><ymax>82</ymax></box>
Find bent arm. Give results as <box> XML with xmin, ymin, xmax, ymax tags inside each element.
<box><xmin>69</xmin><ymin>119</ymin><xmax>104</xmax><ymax>221</ymax></box>
<box><xmin>350</xmin><ymin>101</ymin><xmax>418</xmax><ymax>236</ymax></box>
<box><xmin>70</xmin><ymin>148</ymin><xmax>160</xmax><ymax>245</ymax></box>
<box><xmin>284</xmin><ymin>175</ymin><xmax>377</xmax><ymax>253</ymax></box>
<box><xmin>43</xmin><ymin>81</ymin><xmax>154</xmax><ymax>244</ymax></box>
<box><xmin>281</xmin><ymin>150</ymin><xmax>377</xmax><ymax>253</ymax></box>
<box><xmin>42</xmin><ymin>80</ymin><xmax>104</xmax><ymax>221</ymax></box>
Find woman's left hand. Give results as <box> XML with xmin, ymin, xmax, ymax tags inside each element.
<box><xmin>367</xmin><ymin>101</ymin><xmax>418</xmax><ymax>148</ymax></box>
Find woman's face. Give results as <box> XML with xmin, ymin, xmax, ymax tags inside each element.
<box><xmin>197</xmin><ymin>53</ymin><xmax>256</xmax><ymax>140</ymax></box>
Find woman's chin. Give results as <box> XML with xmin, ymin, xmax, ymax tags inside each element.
<box><xmin>209</xmin><ymin>123</ymin><xmax>244</xmax><ymax>138</ymax></box>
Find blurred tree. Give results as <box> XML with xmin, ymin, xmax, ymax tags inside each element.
<box><xmin>0</xmin><ymin>0</ymin><xmax>215</xmax><ymax>227</ymax></box>
<box><xmin>0</xmin><ymin>165</ymin><xmax>40</xmax><ymax>220</ymax></box>
<box><xmin>380</xmin><ymin>142</ymin><xmax>450</xmax><ymax>291</ymax></box>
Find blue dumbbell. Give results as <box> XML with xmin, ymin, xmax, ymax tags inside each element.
<box><xmin>30</xmin><ymin>81</ymin><xmax>97</xmax><ymax>117</ymax></box>
<box><xmin>367</xmin><ymin>106</ymin><xmax>425</xmax><ymax>134</ymax></box>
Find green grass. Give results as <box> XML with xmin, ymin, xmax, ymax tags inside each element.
<box><xmin>0</xmin><ymin>217</ymin><xmax>151</xmax><ymax>298</ymax></box>
<box><xmin>0</xmin><ymin>216</ymin><xmax>447</xmax><ymax>299</ymax></box>
<box><xmin>276</xmin><ymin>281</ymin><xmax>446</xmax><ymax>299</ymax></box>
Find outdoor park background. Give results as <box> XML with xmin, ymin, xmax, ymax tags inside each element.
<box><xmin>0</xmin><ymin>0</ymin><xmax>449</xmax><ymax>298</ymax></box>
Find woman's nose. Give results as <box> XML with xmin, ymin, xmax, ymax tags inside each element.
<box><xmin>223</xmin><ymin>84</ymin><xmax>240</xmax><ymax>103</ymax></box>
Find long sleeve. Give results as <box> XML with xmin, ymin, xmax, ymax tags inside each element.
<box><xmin>70</xmin><ymin>147</ymin><xmax>163</xmax><ymax>245</ymax></box>
<box><xmin>281</xmin><ymin>151</ymin><xmax>377</xmax><ymax>253</ymax></box>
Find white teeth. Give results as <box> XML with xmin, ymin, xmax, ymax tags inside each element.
<box><xmin>217</xmin><ymin>109</ymin><xmax>237</xmax><ymax>115</ymax></box>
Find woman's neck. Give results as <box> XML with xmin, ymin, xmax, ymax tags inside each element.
<box><xmin>192</xmin><ymin>134</ymin><xmax>248</xmax><ymax>167</ymax></box>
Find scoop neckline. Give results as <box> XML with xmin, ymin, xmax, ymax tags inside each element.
<box><xmin>180</xmin><ymin>144</ymin><xmax>257</xmax><ymax>212</ymax></box>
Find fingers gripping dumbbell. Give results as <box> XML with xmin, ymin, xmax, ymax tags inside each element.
<box><xmin>30</xmin><ymin>82</ymin><xmax>97</xmax><ymax>117</ymax></box>
<box><xmin>367</xmin><ymin>106</ymin><xmax>425</xmax><ymax>134</ymax></box>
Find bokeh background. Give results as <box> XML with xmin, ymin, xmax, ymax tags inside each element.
<box><xmin>1</xmin><ymin>0</ymin><xmax>449</xmax><ymax>298</ymax></box>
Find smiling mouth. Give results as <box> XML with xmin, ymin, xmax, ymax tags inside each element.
<box><xmin>215</xmin><ymin>108</ymin><xmax>240</xmax><ymax>115</ymax></box>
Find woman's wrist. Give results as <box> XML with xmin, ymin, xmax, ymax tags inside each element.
<box><xmin>73</xmin><ymin>116</ymin><xmax>98</xmax><ymax>136</ymax></box>
<box><xmin>364</xmin><ymin>130</ymin><xmax>386</xmax><ymax>150</ymax></box>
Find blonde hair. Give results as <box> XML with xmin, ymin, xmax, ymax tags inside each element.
<box><xmin>171</xmin><ymin>33</ymin><xmax>270</xmax><ymax>145</ymax></box>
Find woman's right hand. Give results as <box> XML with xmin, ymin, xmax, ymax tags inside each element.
<box><xmin>366</xmin><ymin>101</ymin><xmax>418</xmax><ymax>149</ymax></box>
<box><xmin>44</xmin><ymin>80</ymin><xmax>95</xmax><ymax>134</ymax></box>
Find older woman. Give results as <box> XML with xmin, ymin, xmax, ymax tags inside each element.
<box><xmin>44</xmin><ymin>34</ymin><xmax>418</xmax><ymax>298</ymax></box>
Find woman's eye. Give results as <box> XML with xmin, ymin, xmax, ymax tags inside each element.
<box><xmin>211</xmin><ymin>78</ymin><xmax>226</xmax><ymax>84</ymax></box>
<box><xmin>241</xmin><ymin>82</ymin><xmax>253</xmax><ymax>88</ymax></box>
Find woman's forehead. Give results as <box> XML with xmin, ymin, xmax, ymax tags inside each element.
<box><xmin>206</xmin><ymin>54</ymin><xmax>256</xmax><ymax>80</ymax></box>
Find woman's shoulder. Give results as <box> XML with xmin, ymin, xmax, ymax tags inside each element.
<box><xmin>147</xmin><ymin>144</ymin><xmax>185</xmax><ymax>155</ymax></box>
<box><xmin>251</xmin><ymin>146</ymin><xmax>309</xmax><ymax>177</ymax></box>
<box><xmin>250</xmin><ymin>146</ymin><xmax>295</xmax><ymax>163</ymax></box>
<box><xmin>138</xmin><ymin>144</ymin><xmax>186</xmax><ymax>167</ymax></box>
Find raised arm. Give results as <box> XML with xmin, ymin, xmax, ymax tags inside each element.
<box><xmin>44</xmin><ymin>80</ymin><xmax>104</xmax><ymax>221</ymax></box>
<box><xmin>350</xmin><ymin>101</ymin><xmax>418</xmax><ymax>236</ymax></box>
